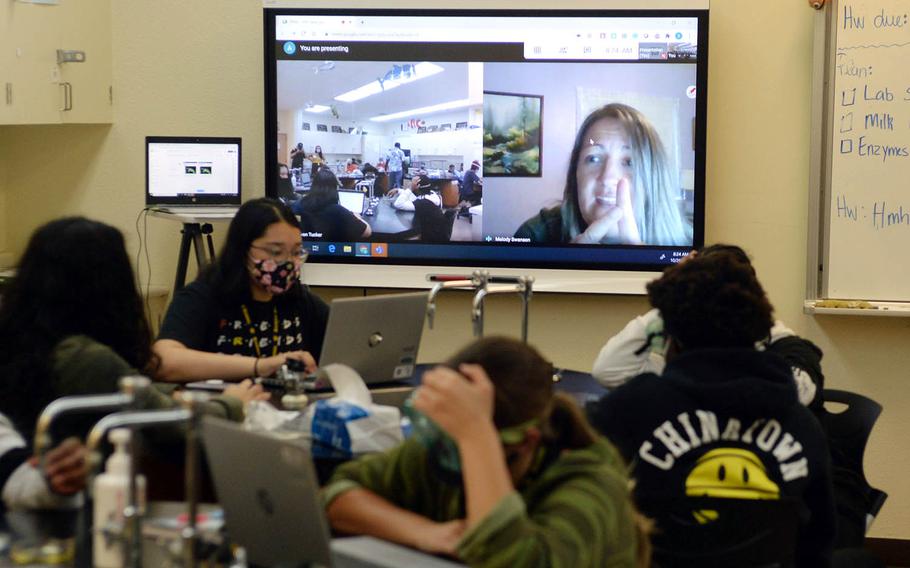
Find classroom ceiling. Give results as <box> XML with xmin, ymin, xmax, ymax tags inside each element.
<box><xmin>276</xmin><ymin>61</ymin><xmax>470</xmax><ymax>122</ymax></box>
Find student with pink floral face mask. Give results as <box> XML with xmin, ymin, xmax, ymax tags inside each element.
<box><xmin>154</xmin><ymin>198</ymin><xmax>328</xmax><ymax>383</ymax></box>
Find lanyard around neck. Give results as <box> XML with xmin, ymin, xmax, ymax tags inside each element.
<box><xmin>240</xmin><ymin>303</ymin><xmax>280</xmax><ymax>358</ymax></box>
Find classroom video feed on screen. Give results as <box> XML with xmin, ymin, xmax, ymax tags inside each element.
<box><xmin>272</xmin><ymin>14</ymin><xmax>702</xmax><ymax>266</ymax></box>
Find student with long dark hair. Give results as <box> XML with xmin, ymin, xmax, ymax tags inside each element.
<box><xmin>292</xmin><ymin>169</ymin><xmax>371</xmax><ymax>242</ymax></box>
<box><xmin>0</xmin><ymin>217</ymin><xmax>266</xmax><ymax>509</ymax></box>
<box><xmin>0</xmin><ymin>218</ymin><xmax>154</xmax><ymax>433</ymax></box>
<box><xmin>276</xmin><ymin>162</ymin><xmax>297</xmax><ymax>203</ymax></box>
<box><xmin>155</xmin><ymin>198</ymin><xmax>329</xmax><ymax>382</ymax></box>
<box><xmin>325</xmin><ymin>337</ymin><xmax>647</xmax><ymax>567</ymax></box>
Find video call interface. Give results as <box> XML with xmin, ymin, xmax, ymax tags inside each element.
<box><xmin>268</xmin><ymin>11</ymin><xmax>706</xmax><ymax>270</ymax></box>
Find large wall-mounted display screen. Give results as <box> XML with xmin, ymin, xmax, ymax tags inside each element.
<box><xmin>264</xmin><ymin>7</ymin><xmax>708</xmax><ymax>292</ymax></box>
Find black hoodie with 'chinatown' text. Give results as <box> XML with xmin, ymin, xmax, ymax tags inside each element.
<box><xmin>589</xmin><ymin>348</ymin><xmax>836</xmax><ymax>567</ymax></box>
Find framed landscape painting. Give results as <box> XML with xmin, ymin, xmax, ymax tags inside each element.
<box><xmin>482</xmin><ymin>91</ymin><xmax>542</xmax><ymax>177</ymax></box>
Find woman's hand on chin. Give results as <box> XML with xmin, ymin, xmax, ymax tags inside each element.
<box><xmin>572</xmin><ymin>178</ymin><xmax>642</xmax><ymax>245</ymax></box>
<box><xmin>614</xmin><ymin>178</ymin><xmax>642</xmax><ymax>244</ymax></box>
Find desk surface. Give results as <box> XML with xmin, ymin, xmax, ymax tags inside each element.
<box><xmin>364</xmin><ymin>198</ymin><xmax>415</xmax><ymax>235</ymax></box>
<box><xmin>2</xmin><ymin>368</ymin><xmax>604</xmax><ymax>566</ymax></box>
<box><xmin>0</xmin><ymin>505</ymin><xmax>464</xmax><ymax>567</ymax></box>
<box><xmin>187</xmin><ymin>365</ymin><xmax>605</xmax><ymax>415</ymax></box>
<box><xmin>332</xmin><ymin>536</ymin><xmax>466</xmax><ymax>567</ymax></box>
<box><xmin>141</xmin><ymin>505</ymin><xmax>465</xmax><ymax>567</ymax></box>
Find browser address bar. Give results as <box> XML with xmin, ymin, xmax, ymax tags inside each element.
<box><xmin>277</xmin><ymin>28</ymin><xmax>555</xmax><ymax>43</ymax></box>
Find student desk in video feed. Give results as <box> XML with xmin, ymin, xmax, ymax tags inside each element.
<box><xmin>420</xmin><ymin>176</ymin><xmax>461</xmax><ymax>207</ymax></box>
<box><xmin>362</xmin><ymin>180</ymin><xmax>461</xmax><ymax>237</ymax></box>
<box><xmin>337</xmin><ymin>173</ymin><xmax>389</xmax><ymax>196</ymax></box>
<box><xmin>363</xmin><ymin>198</ymin><xmax>415</xmax><ymax>235</ymax></box>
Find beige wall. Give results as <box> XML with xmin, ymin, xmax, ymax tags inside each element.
<box><xmin>0</xmin><ymin>0</ymin><xmax>907</xmax><ymax>538</ymax></box>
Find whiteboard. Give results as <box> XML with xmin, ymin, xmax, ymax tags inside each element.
<box><xmin>809</xmin><ymin>0</ymin><xmax>910</xmax><ymax>305</ymax></box>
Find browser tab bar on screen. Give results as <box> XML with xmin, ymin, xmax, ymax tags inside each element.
<box><xmin>275</xmin><ymin>15</ymin><xmax>699</xmax><ymax>50</ymax></box>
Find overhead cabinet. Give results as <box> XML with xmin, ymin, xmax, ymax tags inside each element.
<box><xmin>1</xmin><ymin>0</ymin><xmax>112</xmax><ymax>125</ymax></box>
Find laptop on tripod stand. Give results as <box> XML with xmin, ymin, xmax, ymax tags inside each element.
<box><xmin>145</xmin><ymin>136</ymin><xmax>242</xmax><ymax>289</ymax></box>
<box><xmin>145</xmin><ymin>136</ymin><xmax>242</xmax><ymax>218</ymax></box>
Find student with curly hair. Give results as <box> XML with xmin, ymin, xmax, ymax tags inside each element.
<box><xmin>592</xmin><ymin>244</ymin><xmax>825</xmax><ymax>410</ymax></box>
<box><xmin>587</xmin><ymin>249</ymin><xmax>836</xmax><ymax>566</ymax></box>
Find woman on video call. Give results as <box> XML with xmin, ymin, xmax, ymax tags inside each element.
<box><xmin>514</xmin><ymin>103</ymin><xmax>690</xmax><ymax>246</ymax></box>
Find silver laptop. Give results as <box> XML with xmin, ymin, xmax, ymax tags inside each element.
<box><xmin>202</xmin><ymin>416</ymin><xmax>332</xmax><ymax>567</ymax></box>
<box><xmin>146</xmin><ymin>136</ymin><xmax>241</xmax><ymax>217</ymax></box>
<box><xmin>319</xmin><ymin>292</ymin><xmax>427</xmax><ymax>384</ymax></box>
<box><xmin>186</xmin><ymin>293</ymin><xmax>427</xmax><ymax>393</ymax></box>
<box><xmin>201</xmin><ymin>416</ymin><xmax>465</xmax><ymax>568</ymax></box>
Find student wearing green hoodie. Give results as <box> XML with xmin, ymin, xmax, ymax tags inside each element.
<box><xmin>324</xmin><ymin>337</ymin><xmax>646</xmax><ymax>568</ymax></box>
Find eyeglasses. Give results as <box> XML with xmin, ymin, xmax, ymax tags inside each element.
<box><xmin>250</xmin><ymin>244</ymin><xmax>308</xmax><ymax>262</ymax></box>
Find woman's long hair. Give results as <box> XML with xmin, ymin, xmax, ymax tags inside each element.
<box><xmin>201</xmin><ymin>197</ymin><xmax>303</xmax><ymax>304</ymax></box>
<box><xmin>0</xmin><ymin>217</ymin><xmax>155</xmax><ymax>436</ymax></box>
<box><xmin>299</xmin><ymin>169</ymin><xmax>340</xmax><ymax>212</ymax></box>
<box><xmin>559</xmin><ymin>103</ymin><xmax>690</xmax><ymax>246</ymax></box>
<box><xmin>276</xmin><ymin>162</ymin><xmax>296</xmax><ymax>202</ymax></box>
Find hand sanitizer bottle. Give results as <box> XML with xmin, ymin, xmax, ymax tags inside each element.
<box><xmin>93</xmin><ymin>428</ymin><xmax>146</xmax><ymax>568</ymax></box>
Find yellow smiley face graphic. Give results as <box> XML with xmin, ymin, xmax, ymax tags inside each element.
<box><xmin>685</xmin><ymin>447</ymin><xmax>780</xmax><ymax>500</ymax></box>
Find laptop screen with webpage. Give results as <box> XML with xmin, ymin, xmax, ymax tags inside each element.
<box><xmin>337</xmin><ymin>190</ymin><xmax>365</xmax><ymax>214</ymax></box>
<box><xmin>146</xmin><ymin>136</ymin><xmax>242</xmax><ymax>206</ymax></box>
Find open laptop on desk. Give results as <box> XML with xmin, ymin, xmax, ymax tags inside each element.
<box><xmin>202</xmin><ymin>417</ymin><xmax>465</xmax><ymax>567</ymax></box>
<box><xmin>187</xmin><ymin>292</ymin><xmax>427</xmax><ymax>392</ymax></box>
<box><xmin>257</xmin><ymin>291</ymin><xmax>428</xmax><ymax>390</ymax></box>
<box><xmin>146</xmin><ymin>136</ymin><xmax>241</xmax><ymax>218</ymax></box>
<box><xmin>318</xmin><ymin>292</ymin><xmax>427</xmax><ymax>385</ymax></box>
<box><xmin>337</xmin><ymin>189</ymin><xmax>366</xmax><ymax>215</ymax></box>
